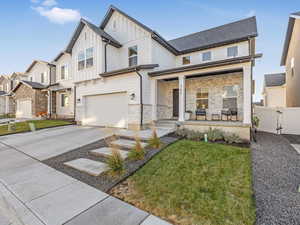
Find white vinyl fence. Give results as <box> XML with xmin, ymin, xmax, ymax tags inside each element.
<box><xmin>254</xmin><ymin>106</ymin><xmax>300</xmax><ymax>135</ymax></box>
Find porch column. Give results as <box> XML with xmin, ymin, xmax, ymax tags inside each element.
<box><xmin>178</xmin><ymin>76</ymin><xmax>186</xmax><ymax>122</ymax></box>
<box><xmin>48</xmin><ymin>90</ymin><xmax>51</xmax><ymax>116</ymax></box>
<box><xmin>150</xmin><ymin>79</ymin><xmax>157</xmax><ymax>121</ymax></box>
<box><xmin>243</xmin><ymin>65</ymin><xmax>252</xmax><ymax>125</ymax></box>
<box><xmin>5</xmin><ymin>96</ymin><xmax>9</xmax><ymax>114</ymax></box>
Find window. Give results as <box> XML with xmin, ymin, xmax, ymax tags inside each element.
<box><xmin>182</xmin><ymin>56</ymin><xmax>191</xmax><ymax>65</ymax></box>
<box><xmin>61</xmin><ymin>65</ymin><xmax>68</xmax><ymax>80</ymax></box>
<box><xmin>227</xmin><ymin>46</ymin><xmax>238</xmax><ymax>58</ymax></box>
<box><xmin>41</xmin><ymin>72</ymin><xmax>47</xmax><ymax>84</ymax></box>
<box><xmin>78</xmin><ymin>51</ymin><xmax>85</xmax><ymax>71</ymax></box>
<box><xmin>223</xmin><ymin>85</ymin><xmax>238</xmax><ymax>109</ymax></box>
<box><xmin>86</xmin><ymin>48</ymin><xmax>94</xmax><ymax>68</ymax></box>
<box><xmin>61</xmin><ymin>93</ymin><xmax>69</xmax><ymax>107</ymax></box>
<box><xmin>202</xmin><ymin>52</ymin><xmax>211</xmax><ymax>61</ymax></box>
<box><xmin>128</xmin><ymin>45</ymin><xmax>138</xmax><ymax>67</ymax></box>
<box><xmin>196</xmin><ymin>88</ymin><xmax>209</xmax><ymax>109</ymax></box>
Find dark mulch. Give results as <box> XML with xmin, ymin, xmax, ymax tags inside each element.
<box><xmin>43</xmin><ymin>134</ymin><xmax>179</xmax><ymax>193</ymax></box>
<box><xmin>251</xmin><ymin>132</ymin><xmax>300</xmax><ymax>225</ymax></box>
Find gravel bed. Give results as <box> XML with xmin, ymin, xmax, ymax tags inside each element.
<box><xmin>251</xmin><ymin>132</ymin><xmax>300</xmax><ymax>225</ymax></box>
<box><xmin>43</xmin><ymin>134</ymin><xmax>179</xmax><ymax>192</ymax></box>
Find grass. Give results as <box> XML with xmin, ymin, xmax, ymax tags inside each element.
<box><xmin>0</xmin><ymin>120</ymin><xmax>73</xmax><ymax>135</ymax></box>
<box><xmin>113</xmin><ymin>140</ymin><xmax>255</xmax><ymax>225</ymax></box>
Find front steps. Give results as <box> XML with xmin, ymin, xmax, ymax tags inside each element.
<box><xmin>110</xmin><ymin>139</ymin><xmax>148</xmax><ymax>149</ymax></box>
<box><xmin>90</xmin><ymin>147</ymin><xmax>129</xmax><ymax>159</ymax></box>
<box><xmin>64</xmin><ymin>158</ymin><xmax>107</xmax><ymax>176</ymax></box>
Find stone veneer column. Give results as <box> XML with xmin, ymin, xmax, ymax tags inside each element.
<box><xmin>150</xmin><ymin>79</ymin><xmax>157</xmax><ymax>121</ymax></box>
<box><xmin>179</xmin><ymin>76</ymin><xmax>186</xmax><ymax>122</ymax></box>
<box><xmin>243</xmin><ymin>65</ymin><xmax>252</xmax><ymax>125</ymax></box>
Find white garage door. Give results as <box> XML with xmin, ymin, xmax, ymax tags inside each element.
<box><xmin>16</xmin><ymin>100</ymin><xmax>32</xmax><ymax>118</ymax></box>
<box><xmin>84</xmin><ymin>92</ymin><xmax>128</xmax><ymax>128</ymax></box>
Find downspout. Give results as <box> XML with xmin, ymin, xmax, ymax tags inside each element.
<box><xmin>49</xmin><ymin>65</ymin><xmax>52</xmax><ymax>119</ymax></box>
<box><xmin>248</xmin><ymin>38</ymin><xmax>254</xmax><ymax>126</ymax></box>
<box><xmin>135</xmin><ymin>69</ymin><xmax>143</xmax><ymax>128</ymax></box>
<box><xmin>103</xmin><ymin>39</ymin><xmax>110</xmax><ymax>73</ymax></box>
<box><xmin>74</xmin><ymin>85</ymin><xmax>76</xmax><ymax>121</ymax></box>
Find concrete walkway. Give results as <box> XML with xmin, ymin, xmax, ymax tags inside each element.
<box><xmin>251</xmin><ymin>132</ymin><xmax>300</xmax><ymax>225</ymax></box>
<box><xmin>0</xmin><ymin>126</ymin><xmax>172</xmax><ymax>225</ymax></box>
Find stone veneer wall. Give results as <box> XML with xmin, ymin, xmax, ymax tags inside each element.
<box><xmin>35</xmin><ymin>90</ymin><xmax>48</xmax><ymax>115</ymax></box>
<box><xmin>157</xmin><ymin>72</ymin><xmax>244</xmax><ymax>120</ymax></box>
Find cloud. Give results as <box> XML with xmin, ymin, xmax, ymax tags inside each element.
<box><xmin>246</xmin><ymin>10</ymin><xmax>256</xmax><ymax>17</ymax></box>
<box><xmin>42</xmin><ymin>0</ymin><xmax>57</xmax><ymax>7</ymax></box>
<box><xmin>33</xmin><ymin>6</ymin><xmax>81</xmax><ymax>24</ymax></box>
<box><xmin>30</xmin><ymin>0</ymin><xmax>39</xmax><ymax>3</ymax></box>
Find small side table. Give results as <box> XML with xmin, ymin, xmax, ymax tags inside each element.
<box><xmin>211</xmin><ymin>113</ymin><xmax>220</xmax><ymax>121</ymax></box>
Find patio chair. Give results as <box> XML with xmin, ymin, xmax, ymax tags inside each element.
<box><xmin>195</xmin><ymin>109</ymin><xmax>207</xmax><ymax>120</ymax></box>
<box><xmin>221</xmin><ymin>109</ymin><xmax>231</xmax><ymax>121</ymax></box>
<box><xmin>221</xmin><ymin>108</ymin><xmax>238</xmax><ymax>121</ymax></box>
<box><xmin>229</xmin><ymin>108</ymin><xmax>238</xmax><ymax>121</ymax></box>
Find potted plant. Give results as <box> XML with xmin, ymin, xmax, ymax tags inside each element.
<box><xmin>185</xmin><ymin>110</ymin><xmax>192</xmax><ymax>120</ymax></box>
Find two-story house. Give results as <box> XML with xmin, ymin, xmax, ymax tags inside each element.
<box><xmin>0</xmin><ymin>72</ymin><xmax>27</xmax><ymax>115</ymax></box>
<box><xmin>62</xmin><ymin>5</ymin><xmax>260</xmax><ymax>140</ymax></box>
<box><xmin>281</xmin><ymin>11</ymin><xmax>300</xmax><ymax>107</ymax></box>
<box><xmin>262</xmin><ymin>73</ymin><xmax>286</xmax><ymax>107</ymax></box>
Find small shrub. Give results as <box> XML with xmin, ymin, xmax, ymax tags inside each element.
<box><xmin>186</xmin><ymin>130</ymin><xmax>204</xmax><ymax>141</ymax></box>
<box><xmin>175</xmin><ymin>128</ymin><xmax>189</xmax><ymax>137</ymax></box>
<box><xmin>206</xmin><ymin>128</ymin><xmax>224</xmax><ymax>142</ymax></box>
<box><xmin>148</xmin><ymin>127</ymin><xmax>162</xmax><ymax>149</ymax></box>
<box><xmin>253</xmin><ymin>116</ymin><xmax>260</xmax><ymax>128</ymax></box>
<box><xmin>106</xmin><ymin>147</ymin><xmax>125</xmax><ymax>176</ymax></box>
<box><xmin>128</xmin><ymin>136</ymin><xmax>146</xmax><ymax>160</ymax></box>
<box><xmin>224</xmin><ymin>133</ymin><xmax>242</xmax><ymax>144</ymax></box>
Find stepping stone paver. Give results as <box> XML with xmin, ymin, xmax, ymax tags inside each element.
<box><xmin>111</xmin><ymin>139</ymin><xmax>147</xmax><ymax>149</ymax></box>
<box><xmin>90</xmin><ymin>147</ymin><xmax>129</xmax><ymax>159</ymax></box>
<box><xmin>64</xmin><ymin>158</ymin><xmax>107</xmax><ymax>176</ymax></box>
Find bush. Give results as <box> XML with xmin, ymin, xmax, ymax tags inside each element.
<box><xmin>175</xmin><ymin>128</ymin><xmax>189</xmax><ymax>137</ymax></box>
<box><xmin>224</xmin><ymin>133</ymin><xmax>242</xmax><ymax>144</ymax></box>
<box><xmin>128</xmin><ymin>136</ymin><xmax>146</xmax><ymax>160</ymax></box>
<box><xmin>148</xmin><ymin>127</ymin><xmax>162</xmax><ymax>149</ymax></box>
<box><xmin>106</xmin><ymin>147</ymin><xmax>125</xmax><ymax>176</ymax></box>
<box><xmin>176</xmin><ymin>128</ymin><xmax>204</xmax><ymax>141</ymax></box>
<box><xmin>206</xmin><ymin>128</ymin><xmax>224</xmax><ymax>142</ymax></box>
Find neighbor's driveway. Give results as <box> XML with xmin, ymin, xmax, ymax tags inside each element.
<box><xmin>251</xmin><ymin>132</ymin><xmax>300</xmax><ymax>225</ymax></box>
<box><xmin>0</xmin><ymin>125</ymin><xmax>113</xmax><ymax>160</ymax></box>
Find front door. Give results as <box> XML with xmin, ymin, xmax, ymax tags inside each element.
<box><xmin>173</xmin><ymin>89</ymin><xmax>179</xmax><ymax>117</ymax></box>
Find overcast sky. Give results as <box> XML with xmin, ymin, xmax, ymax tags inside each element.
<box><xmin>0</xmin><ymin>0</ymin><xmax>297</xmax><ymax>101</ymax></box>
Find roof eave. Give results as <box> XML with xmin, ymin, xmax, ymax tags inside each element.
<box><xmin>281</xmin><ymin>16</ymin><xmax>296</xmax><ymax>66</ymax></box>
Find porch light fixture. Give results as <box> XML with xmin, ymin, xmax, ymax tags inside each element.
<box><xmin>130</xmin><ymin>93</ymin><xmax>135</xmax><ymax>100</ymax></box>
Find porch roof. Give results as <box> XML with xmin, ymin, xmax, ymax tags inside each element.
<box><xmin>148</xmin><ymin>54</ymin><xmax>262</xmax><ymax>77</ymax></box>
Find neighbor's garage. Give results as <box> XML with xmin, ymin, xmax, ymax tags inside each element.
<box><xmin>84</xmin><ymin>92</ymin><xmax>128</xmax><ymax>128</ymax></box>
<box><xmin>16</xmin><ymin>99</ymin><xmax>32</xmax><ymax>118</ymax></box>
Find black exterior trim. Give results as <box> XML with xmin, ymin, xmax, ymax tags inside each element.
<box><xmin>99</xmin><ymin>64</ymin><xmax>159</xmax><ymax>77</ymax></box>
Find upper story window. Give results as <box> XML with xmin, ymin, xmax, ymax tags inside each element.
<box><xmin>182</xmin><ymin>56</ymin><xmax>191</xmax><ymax>65</ymax></box>
<box><xmin>86</xmin><ymin>48</ymin><xmax>94</xmax><ymax>68</ymax></box>
<box><xmin>78</xmin><ymin>51</ymin><xmax>85</xmax><ymax>71</ymax></box>
<box><xmin>202</xmin><ymin>52</ymin><xmax>211</xmax><ymax>61</ymax></box>
<box><xmin>227</xmin><ymin>46</ymin><xmax>238</xmax><ymax>58</ymax></box>
<box><xmin>61</xmin><ymin>65</ymin><xmax>68</xmax><ymax>80</ymax></box>
<box><xmin>128</xmin><ymin>45</ymin><xmax>138</xmax><ymax>67</ymax></box>
<box><xmin>41</xmin><ymin>72</ymin><xmax>47</xmax><ymax>84</ymax></box>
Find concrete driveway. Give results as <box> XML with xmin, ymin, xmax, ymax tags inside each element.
<box><xmin>0</xmin><ymin>126</ymin><xmax>172</xmax><ymax>225</ymax></box>
<box><xmin>0</xmin><ymin>125</ymin><xmax>113</xmax><ymax>160</ymax></box>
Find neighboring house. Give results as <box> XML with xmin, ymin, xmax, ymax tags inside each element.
<box><xmin>281</xmin><ymin>11</ymin><xmax>300</xmax><ymax>107</ymax></box>
<box><xmin>49</xmin><ymin>52</ymin><xmax>75</xmax><ymax>119</ymax></box>
<box><xmin>61</xmin><ymin>5</ymin><xmax>260</xmax><ymax>140</ymax></box>
<box><xmin>262</xmin><ymin>73</ymin><xmax>286</xmax><ymax>107</ymax></box>
<box><xmin>12</xmin><ymin>60</ymin><xmax>55</xmax><ymax>118</ymax></box>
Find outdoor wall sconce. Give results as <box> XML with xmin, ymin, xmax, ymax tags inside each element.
<box><xmin>130</xmin><ymin>93</ymin><xmax>135</xmax><ymax>100</ymax></box>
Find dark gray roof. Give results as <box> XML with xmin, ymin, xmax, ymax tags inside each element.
<box><xmin>0</xmin><ymin>91</ymin><xmax>7</xmax><ymax>96</ymax></box>
<box><xmin>264</xmin><ymin>73</ymin><xmax>286</xmax><ymax>87</ymax></box>
<box><xmin>65</xmin><ymin>18</ymin><xmax>122</xmax><ymax>54</ymax></box>
<box><xmin>22</xmin><ymin>80</ymin><xmax>47</xmax><ymax>89</ymax></box>
<box><xmin>281</xmin><ymin>12</ymin><xmax>300</xmax><ymax>65</ymax></box>
<box><xmin>168</xmin><ymin>17</ymin><xmax>257</xmax><ymax>53</ymax></box>
<box><xmin>100</xmin><ymin>5</ymin><xmax>257</xmax><ymax>56</ymax></box>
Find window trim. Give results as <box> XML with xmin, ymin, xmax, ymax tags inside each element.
<box><xmin>196</xmin><ymin>88</ymin><xmax>209</xmax><ymax>109</ymax></box>
<box><xmin>78</xmin><ymin>50</ymin><xmax>85</xmax><ymax>71</ymax></box>
<box><xmin>60</xmin><ymin>64</ymin><xmax>68</xmax><ymax>80</ymax></box>
<box><xmin>60</xmin><ymin>93</ymin><xmax>69</xmax><ymax>108</ymax></box>
<box><xmin>202</xmin><ymin>51</ymin><xmax>212</xmax><ymax>62</ymax></box>
<box><xmin>128</xmin><ymin>45</ymin><xmax>138</xmax><ymax>67</ymax></box>
<box><xmin>85</xmin><ymin>47</ymin><xmax>94</xmax><ymax>68</ymax></box>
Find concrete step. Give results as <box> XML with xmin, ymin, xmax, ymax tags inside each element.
<box><xmin>90</xmin><ymin>147</ymin><xmax>129</xmax><ymax>159</ymax></box>
<box><xmin>110</xmin><ymin>139</ymin><xmax>148</xmax><ymax>149</ymax></box>
<box><xmin>64</xmin><ymin>158</ymin><xmax>107</xmax><ymax>176</ymax></box>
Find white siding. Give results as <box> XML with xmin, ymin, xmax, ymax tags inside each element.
<box><xmin>72</xmin><ymin>25</ymin><xmax>103</xmax><ymax>82</ymax></box>
<box><xmin>151</xmin><ymin>39</ymin><xmax>176</xmax><ymax>70</ymax></box>
<box><xmin>264</xmin><ymin>86</ymin><xmax>286</xmax><ymax>107</ymax></box>
<box><xmin>26</xmin><ymin>62</ymin><xmax>50</xmax><ymax>85</ymax></box>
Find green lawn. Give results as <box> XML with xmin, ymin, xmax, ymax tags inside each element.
<box><xmin>0</xmin><ymin>120</ymin><xmax>73</xmax><ymax>135</ymax></box>
<box><xmin>115</xmin><ymin>140</ymin><xmax>255</xmax><ymax>225</ymax></box>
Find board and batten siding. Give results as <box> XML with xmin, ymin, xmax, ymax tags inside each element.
<box><xmin>26</xmin><ymin>62</ymin><xmax>50</xmax><ymax>85</ymax></box>
<box><xmin>72</xmin><ymin>25</ymin><xmax>103</xmax><ymax>83</ymax></box>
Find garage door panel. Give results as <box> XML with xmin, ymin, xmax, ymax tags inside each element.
<box><xmin>84</xmin><ymin>93</ymin><xmax>128</xmax><ymax>128</ymax></box>
<box><xmin>16</xmin><ymin>100</ymin><xmax>32</xmax><ymax>118</ymax></box>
